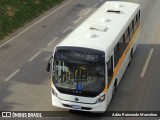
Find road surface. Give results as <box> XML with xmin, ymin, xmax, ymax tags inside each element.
<box><xmin>0</xmin><ymin>0</ymin><xmax>160</xmax><ymax>119</ymax></box>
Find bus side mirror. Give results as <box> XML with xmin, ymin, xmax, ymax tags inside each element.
<box><xmin>46</xmin><ymin>62</ymin><xmax>51</xmax><ymax>72</ymax></box>
<box><xmin>46</xmin><ymin>56</ymin><xmax>53</xmax><ymax>72</ymax></box>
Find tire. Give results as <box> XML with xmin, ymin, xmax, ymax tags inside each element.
<box><xmin>128</xmin><ymin>54</ymin><xmax>132</xmax><ymax>65</ymax></box>
<box><xmin>128</xmin><ymin>48</ymin><xmax>133</xmax><ymax>66</ymax></box>
<box><xmin>112</xmin><ymin>86</ymin><xmax>115</xmax><ymax>97</ymax></box>
<box><xmin>111</xmin><ymin>84</ymin><xmax>116</xmax><ymax>101</ymax></box>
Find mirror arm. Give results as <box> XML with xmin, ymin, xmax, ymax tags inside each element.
<box><xmin>46</xmin><ymin>56</ymin><xmax>53</xmax><ymax>72</ymax></box>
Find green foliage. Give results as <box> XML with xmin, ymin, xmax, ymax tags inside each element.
<box><xmin>0</xmin><ymin>0</ymin><xmax>63</xmax><ymax>40</ymax></box>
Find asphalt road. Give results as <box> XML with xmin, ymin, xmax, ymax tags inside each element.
<box><xmin>0</xmin><ymin>0</ymin><xmax>160</xmax><ymax>119</ymax></box>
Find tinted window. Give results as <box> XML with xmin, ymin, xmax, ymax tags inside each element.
<box><xmin>114</xmin><ymin>43</ymin><xmax>119</xmax><ymax>68</ymax></box>
<box><xmin>118</xmin><ymin>36</ymin><xmax>124</xmax><ymax>58</ymax></box>
<box><xmin>107</xmin><ymin>56</ymin><xmax>113</xmax><ymax>84</ymax></box>
<box><xmin>124</xmin><ymin>28</ymin><xmax>130</xmax><ymax>49</ymax></box>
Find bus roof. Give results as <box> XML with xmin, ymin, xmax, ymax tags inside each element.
<box><xmin>57</xmin><ymin>1</ymin><xmax>140</xmax><ymax>52</ymax></box>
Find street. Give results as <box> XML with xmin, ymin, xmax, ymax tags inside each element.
<box><xmin>0</xmin><ymin>0</ymin><xmax>160</xmax><ymax>119</ymax></box>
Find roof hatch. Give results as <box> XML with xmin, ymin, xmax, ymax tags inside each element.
<box><xmin>106</xmin><ymin>4</ymin><xmax>124</xmax><ymax>14</ymax></box>
<box><xmin>86</xmin><ymin>33</ymin><xmax>97</xmax><ymax>38</ymax></box>
<box><xmin>107</xmin><ymin>9</ymin><xmax>121</xmax><ymax>13</ymax></box>
<box><xmin>101</xmin><ymin>18</ymin><xmax>111</xmax><ymax>23</ymax></box>
<box><xmin>90</xmin><ymin>24</ymin><xmax>108</xmax><ymax>32</ymax></box>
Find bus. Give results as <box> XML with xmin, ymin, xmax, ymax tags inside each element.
<box><xmin>46</xmin><ymin>1</ymin><xmax>140</xmax><ymax>112</ymax></box>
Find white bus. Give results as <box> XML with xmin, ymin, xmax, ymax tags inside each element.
<box><xmin>47</xmin><ymin>1</ymin><xmax>140</xmax><ymax>112</ymax></box>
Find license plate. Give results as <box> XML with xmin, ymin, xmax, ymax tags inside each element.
<box><xmin>72</xmin><ymin>105</ymin><xmax>81</xmax><ymax>109</ymax></box>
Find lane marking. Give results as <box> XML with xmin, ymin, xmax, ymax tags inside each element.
<box><xmin>62</xmin><ymin>26</ymin><xmax>71</xmax><ymax>33</ymax></box>
<box><xmin>93</xmin><ymin>3</ymin><xmax>99</xmax><ymax>8</ymax></box>
<box><xmin>0</xmin><ymin>0</ymin><xmax>73</xmax><ymax>48</ymax></box>
<box><xmin>73</xmin><ymin>17</ymin><xmax>82</xmax><ymax>24</ymax></box>
<box><xmin>83</xmin><ymin>3</ymin><xmax>99</xmax><ymax>16</ymax></box>
<box><xmin>84</xmin><ymin>9</ymin><xmax>91</xmax><ymax>16</ymax></box>
<box><xmin>140</xmin><ymin>48</ymin><xmax>154</xmax><ymax>78</ymax></box>
<box><xmin>47</xmin><ymin>37</ymin><xmax>58</xmax><ymax>46</ymax></box>
<box><xmin>5</xmin><ymin>69</ymin><xmax>20</xmax><ymax>81</ymax></box>
<box><xmin>28</xmin><ymin>51</ymin><xmax>42</xmax><ymax>62</ymax></box>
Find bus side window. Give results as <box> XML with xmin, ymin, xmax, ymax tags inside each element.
<box><xmin>107</xmin><ymin>56</ymin><xmax>113</xmax><ymax>84</ymax></box>
<box><xmin>124</xmin><ymin>28</ymin><xmax>129</xmax><ymax>49</ymax></box>
<box><xmin>137</xmin><ymin>10</ymin><xmax>140</xmax><ymax>26</ymax></box>
<box><xmin>136</xmin><ymin>14</ymin><xmax>139</xmax><ymax>27</ymax></box>
<box><xmin>129</xmin><ymin>22</ymin><xmax>134</xmax><ymax>39</ymax></box>
<box><xmin>114</xmin><ymin>43</ymin><xmax>119</xmax><ymax>68</ymax></box>
<box><xmin>118</xmin><ymin>36</ymin><xmax>124</xmax><ymax>58</ymax></box>
<box><xmin>134</xmin><ymin>15</ymin><xmax>137</xmax><ymax>32</ymax></box>
<box><xmin>132</xmin><ymin>20</ymin><xmax>135</xmax><ymax>33</ymax></box>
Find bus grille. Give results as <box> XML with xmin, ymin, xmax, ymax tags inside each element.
<box><xmin>63</xmin><ymin>104</ymin><xmax>92</xmax><ymax>110</ymax></box>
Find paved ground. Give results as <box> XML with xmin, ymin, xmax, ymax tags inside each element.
<box><xmin>0</xmin><ymin>0</ymin><xmax>160</xmax><ymax>119</ymax></box>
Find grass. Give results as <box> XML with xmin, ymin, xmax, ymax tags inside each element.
<box><xmin>0</xmin><ymin>0</ymin><xmax>64</xmax><ymax>40</ymax></box>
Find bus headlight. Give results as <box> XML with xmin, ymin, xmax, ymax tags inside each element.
<box><xmin>96</xmin><ymin>94</ymin><xmax>105</xmax><ymax>103</ymax></box>
<box><xmin>52</xmin><ymin>88</ymin><xmax>58</xmax><ymax>98</ymax></box>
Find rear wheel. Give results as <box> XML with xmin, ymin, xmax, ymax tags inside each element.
<box><xmin>112</xmin><ymin>86</ymin><xmax>116</xmax><ymax>98</ymax></box>
<box><xmin>129</xmin><ymin>54</ymin><xmax>132</xmax><ymax>64</ymax></box>
<box><xmin>128</xmin><ymin>48</ymin><xmax>133</xmax><ymax>66</ymax></box>
<box><xmin>111</xmin><ymin>81</ymin><xmax>117</xmax><ymax>101</ymax></box>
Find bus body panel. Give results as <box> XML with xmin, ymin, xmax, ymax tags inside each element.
<box><xmin>51</xmin><ymin>90</ymin><xmax>107</xmax><ymax>112</ymax></box>
<box><xmin>49</xmin><ymin>1</ymin><xmax>140</xmax><ymax>112</ymax></box>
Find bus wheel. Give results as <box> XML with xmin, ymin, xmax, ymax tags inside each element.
<box><xmin>112</xmin><ymin>86</ymin><xmax>116</xmax><ymax>97</ymax></box>
<box><xmin>111</xmin><ymin>81</ymin><xmax>117</xmax><ymax>101</ymax></box>
<box><xmin>129</xmin><ymin>48</ymin><xmax>133</xmax><ymax>65</ymax></box>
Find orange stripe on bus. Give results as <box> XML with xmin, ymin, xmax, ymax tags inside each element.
<box><xmin>51</xmin><ymin>80</ymin><xmax>54</xmax><ymax>88</ymax></box>
<box><xmin>103</xmin><ymin>26</ymin><xmax>140</xmax><ymax>93</ymax></box>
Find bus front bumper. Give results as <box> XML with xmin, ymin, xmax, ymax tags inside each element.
<box><xmin>52</xmin><ymin>95</ymin><xmax>106</xmax><ymax>113</ymax></box>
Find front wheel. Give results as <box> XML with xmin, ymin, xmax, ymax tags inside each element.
<box><xmin>111</xmin><ymin>85</ymin><xmax>116</xmax><ymax>101</ymax></box>
<box><xmin>128</xmin><ymin>48</ymin><xmax>133</xmax><ymax>66</ymax></box>
<box><xmin>129</xmin><ymin>54</ymin><xmax>132</xmax><ymax>65</ymax></box>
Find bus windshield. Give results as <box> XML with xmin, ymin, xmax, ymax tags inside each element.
<box><xmin>52</xmin><ymin>47</ymin><xmax>105</xmax><ymax>97</ymax></box>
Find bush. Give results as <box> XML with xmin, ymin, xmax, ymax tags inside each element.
<box><xmin>0</xmin><ymin>0</ymin><xmax>63</xmax><ymax>40</ymax></box>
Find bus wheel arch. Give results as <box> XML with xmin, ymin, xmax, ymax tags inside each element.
<box><xmin>129</xmin><ymin>48</ymin><xmax>134</xmax><ymax>65</ymax></box>
<box><xmin>114</xmin><ymin>79</ymin><xmax>117</xmax><ymax>93</ymax></box>
<box><xmin>112</xmin><ymin>79</ymin><xmax>117</xmax><ymax>100</ymax></box>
